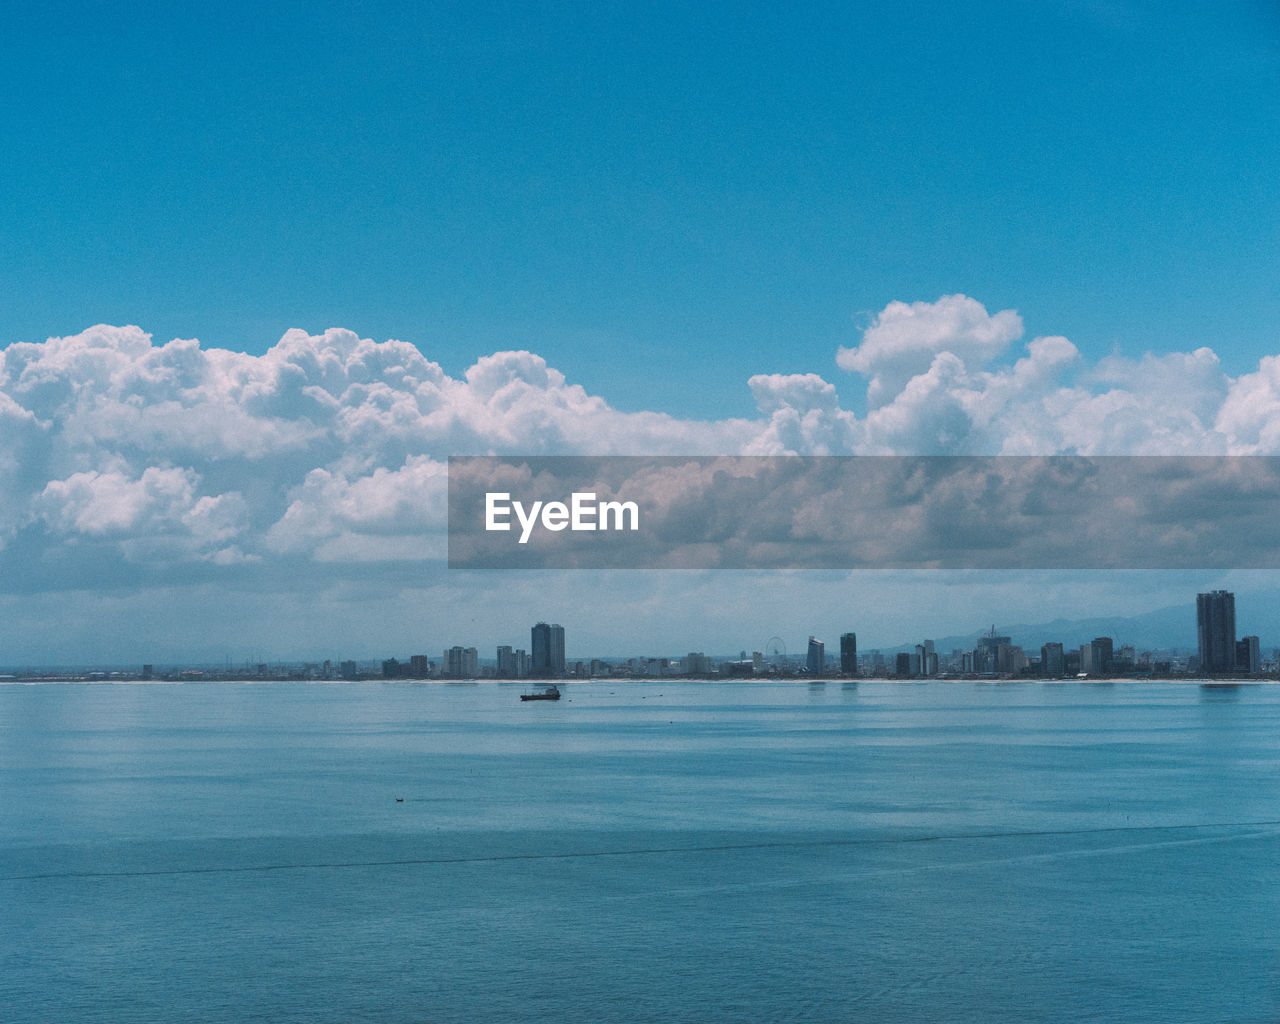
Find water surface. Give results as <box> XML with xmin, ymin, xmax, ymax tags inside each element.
<box><xmin>3</xmin><ymin>680</ymin><xmax>1277</xmax><ymax>1022</ymax></box>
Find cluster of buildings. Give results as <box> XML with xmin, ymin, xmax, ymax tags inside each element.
<box><xmin>172</xmin><ymin>591</ymin><xmax>1270</xmax><ymax>682</ymax></box>
<box><xmin>23</xmin><ymin>591</ymin><xmax>1268</xmax><ymax>683</ymax></box>
<box><xmin>380</xmin><ymin>622</ymin><xmax>569</xmax><ymax>680</ymax></box>
<box><xmin>367</xmin><ymin>592</ymin><xmax>1263</xmax><ymax>682</ymax></box>
<box><xmin>793</xmin><ymin>591</ymin><xmax>1265</xmax><ymax>680</ymax></box>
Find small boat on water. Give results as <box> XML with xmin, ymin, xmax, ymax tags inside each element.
<box><xmin>520</xmin><ymin>685</ymin><xmax>561</xmax><ymax>701</ymax></box>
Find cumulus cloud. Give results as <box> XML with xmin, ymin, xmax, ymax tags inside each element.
<box><xmin>837</xmin><ymin>294</ymin><xmax>1024</xmax><ymax>409</ymax></box>
<box><xmin>744</xmin><ymin>373</ymin><xmax>862</xmax><ymax>455</ymax></box>
<box><xmin>31</xmin><ymin>466</ymin><xmax>250</xmax><ymax>564</ymax></box>
<box><xmin>1</xmin><ymin>297</ymin><xmax>1279</xmax><ymax>591</ymax></box>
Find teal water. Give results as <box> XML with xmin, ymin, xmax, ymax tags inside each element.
<box><xmin>2</xmin><ymin>680</ymin><xmax>1278</xmax><ymax>1022</ymax></box>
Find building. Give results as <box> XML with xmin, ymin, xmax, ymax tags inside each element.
<box><xmin>1040</xmin><ymin>642</ymin><xmax>1065</xmax><ymax>678</ymax></box>
<box><xmin>444</xmin><ymin>646</ymin><xmax>479</xmax><ymax>679</ymax></box>
<box><xmin>806</xmin><ymin>636</ymin><xmax>825</xmax><ymax>675</ymax></box>
<box><xmin>684</xmin><ymin>652</ymin><xmax>713</xmax><ymax>675</ymax></box>
<box><xmin>497</xmin><ymin>645</ymin><xmax>529</xmax><ymax>679</ymax></box>
<box><xmin>1091</xmin><ymin>637</ymin><xmax>1113</xmax><ymax>674</ymax></box>
<box><xmin>531</xmin><ymin>622</ymin><xmax>566</xmax><ymax>677</ymax></box>
<box><xmin>839</xmin><ymin>633</ymin><xmax>857</xmax><ymax>675</ymax></box>
<box><xmin>1077</xmin><ymin>637</ymin><xmax>1113</xmax><ymax>676</ymax></box>
<box><xmin>1197</xmin><ymin>591</ymin><xmax>1236</xmax><ymax>674</ymax></box>
<box><xmin>974</xmin><ymin>630</ymin><xmax>1011</xmax><ymax>674</ymax></box>
<box><xmin>1236</xmin><ymin>635</ymin><xmax>1261</xmax><ymax>676</ymax></box>
<box><xmin>997</xmin><ymin>644</ymin><xmax>1026</xmax><ymax>674</ymax></box>
<box><xmin>409</xmin><ymin>654</ymin><xmax>430</xmax><ymax>678</ymax></box>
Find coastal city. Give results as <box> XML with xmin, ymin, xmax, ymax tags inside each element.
<box><xmin>5</xmin><ymin>590</ymin><xmax>1276</xmax><ymax>684</ymax></box>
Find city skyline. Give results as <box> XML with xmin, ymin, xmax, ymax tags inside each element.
<box><xmin>8</xmin><ymin>590</ymin><xmax>1275</xmax><ymax>681</ymax></box>
<box><xmin>263</xmin><ymin>585</ymin><xmax>1274</xmax><ymax>680</ymax></box>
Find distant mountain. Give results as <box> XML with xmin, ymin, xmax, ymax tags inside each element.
<box><xmin>891</xmin><ymin>604</ymin><xmax>1198</xmax><ymax>656</ymax></box>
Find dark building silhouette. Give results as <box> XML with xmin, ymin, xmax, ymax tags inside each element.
<box><xmin>531</xmin><ymin>622</ymin><xmax>566</xmax><ymax>677</ymax></box>
<box><xmin>1090</xmin><ymin>636</ymin><xmax>1114</xmax><ymax>675</ymax></box>
<box><xmin>1040</xmin><ymin>642</ymin><xmax>1065</xmax><ymax>678</ymax></box>
<box><xmin>1236</xmin><ymin>635</ymin><xmax>1260</xmax><ymax>675</ymax></box>
<box><xmin>840</xmin><ymin>632</ymin><xmax>857</xmax><ymax>674</ymax></box>
<box><xmin>1197</xmin><ymin>590</ymin><xmax>1236</xmax><ymax>674</ymax></box>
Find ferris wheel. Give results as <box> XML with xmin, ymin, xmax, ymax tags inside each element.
<box><xmin>764</xmin><ymin>636</ymin><xmax>787</xmax><ymax>668</ymax></box>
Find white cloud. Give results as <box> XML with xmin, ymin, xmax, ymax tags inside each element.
<box><xmin>35</xmin><ymin>467</ymin><xmax>201</xmax><ymax>537</ymax></box>
<box><xmin>1216</xmin><ymin>354</ymin><xmax>1280</xmax><ymax>454</ymax></box>
<box><xmin>1</xmin><ymin>300</ymin><xmax>1279</xmax><ymax>590</ymax></box>
<box><xmin>264</xmin><ymin>457</ymin><xmax>447</xmax><ymax>559</ymax></box>
<box><xmin>837</xmin><ymin>295</ymin><xmax>1024</xmax><ymax>409</ymax></box>
<box><xmin>744</xmin><ymin>373</ymin><xmax>862</xmax><ymax>454</ymax></box>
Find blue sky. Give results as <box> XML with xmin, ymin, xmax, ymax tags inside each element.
<box><xmin>4</xmin><ymin>1</ymin><xmax>1277</xmax><ymax>419</ymax></box>
<box><xmin>2</xmin><ymin>2</ymin><xmax>1280</xmax><ymax>663</ymax></box>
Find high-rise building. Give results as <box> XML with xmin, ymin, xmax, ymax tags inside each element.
<box><xmin>1041</xmin><ymin>642</ymin><xmax>1065</xmax><ymax>678</ymax></box>
<box><xmin>975</xmin><ymin>630</ymin><xmax>1011</xmax><ymax>674</ymax></box>
<box><xmin>839</xmin><ymin>633</ymin><xmax>857</xmax><ymax>675</ymax></box>
<box><xmin>1091</xmin><ymin>637</ymin><xmax>1113</xmax><ymax>674</ymax></box>
<box><xmin>1197</xmin><ymin>590</ymin><xmax>1236</xmax><ymax>674</ymax></box>
<box><xmin>997</xmin><ymin>644</ymin><xmax>1026</xmax><ymax>674</ymax></box>
<box><xmin>445</xmin><ymin>646</ymin><xmax>478</xmax><ymax>678</ymax></box>
<box><xmin>409</xmin><ymin>654</ymin><xmax>430</xmax><ymax>678</ymax></box>
<box><xmin>497</xmin><ymin>645</ymin><xmax>530</xmax><ymax>679</ymax></box>
<box><xmin>1078</xmin><ymin>637</ymin><xmax>1113</xmax><ymax>676</ymax></box>
<box><xmin>1236</xmin><ymin>635</ymin><xmax>1261</xmax><ymax>676</ymax></box>
<box><xmin>684</xmin><ymin>652</ymin><xmax>713</xmax><ymax>675</ymax></box>
<box><xmin>531</xmin><ymin>622</ymin><xmax>566</xmax><ymax>677</ymax></box>
<box><xmin>807</xmin><ymin>636</ymin><xmax>825</xmax><ymax>675</ymax></box>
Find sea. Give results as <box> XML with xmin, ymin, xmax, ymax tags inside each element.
<box><xmin>2</xmin><ymin>679</ymin><xmax>1278</xmax><ymax>1023</ymax></box>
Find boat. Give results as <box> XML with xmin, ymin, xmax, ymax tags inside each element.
<box><xmin>520</xmin><ymin>685</ymin><xmax>561</xmax><ymax>701</ymax></box>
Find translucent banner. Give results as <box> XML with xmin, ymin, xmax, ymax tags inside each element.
<box><xmin>447</xmin><ymin>455</ymin><xmax>1280</xmax><ymax>570</ymax></box>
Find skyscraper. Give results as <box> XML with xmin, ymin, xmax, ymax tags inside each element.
<box><xmin>445</xmin><ymin>646</ymin><xmax>478</xmax><ymax>678</ymax></box>
<box><xmin>531</xmin><ymin>622</ymin><xmax>566</xmax><ymax>677</ymax></box>
<box><xmin>1197</xmin><ymin>590</ymin><xmax>1236</xmax><ymax>674</ymax></box>
<box><xmin>839</xmin><ymin>632</ymin><xmax>857</xmax><ymax>675</ymax></box>
<box><xmin>806</xmin><ymin>636</ymin><xmax>824</xmax><ymax>675</ymax></box>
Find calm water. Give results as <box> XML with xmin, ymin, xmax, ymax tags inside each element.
<box><xmin>2</xmin><ymin>679</ymin><xmax>1278</xmax><ymax>1023</ymax></box>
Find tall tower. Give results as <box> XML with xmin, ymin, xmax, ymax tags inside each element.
<box><xmin>839</xmin><ymin>632</ymin><xmax>857</xmax><ymax>675</ymax></box>
<box><xmin>806</xmin><ymin>636</ymin><xmax>825</xmax><ymax>675</ymax></box>
<box><xmin>531</xmin><ymin>622</ymin><xmax>566</xmax><ymax>677</ymax></box>
<box><xmin>1196</xmin><ymin>591</ymin><xmax>1236</xmax><ymax>674</ymax></box>
<box><xmin>549</xmin><ymin>623</ymin><xmax>565</xmax><ymax>676</ymax></box>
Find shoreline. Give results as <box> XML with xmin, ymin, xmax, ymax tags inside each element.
<box><xmin>2</xmin><ymin>676</ymin><xmax>1277</xmax><ymax>686</ymax></box>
